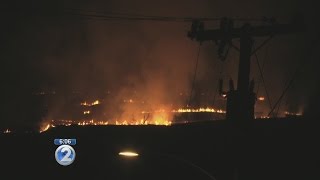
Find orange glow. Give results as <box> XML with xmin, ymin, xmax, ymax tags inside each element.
<box><xmin>119</xmin><ymin>151</ymin><xmax>139</xmax><ymax>157</ymax></box>
<box><xmin>39</xmin><ymin>116</ymin><xmax>172</xmax><ymax>132</ymax></box>
<box><xmin>285</xmin><ymin>111</ymin><xmax>302</xmax><ymax>116</ymax></box>
<box><xmin>81</xmin><ymin>100</ymin><xmax>100</xmax><ymax>106</ymax></box>
<box><xmin>38</xmin><ymin>106</ymin><xmax>227</xmax><ymax>132</ymax></box>
<box><xmin>172</xmin><ymin>107</ymin><xmax>226</xmax><ymax>114</ymax></box>
<box><xmin>123</xmin><ymin>99</ymin><xmax>134</xmax><ymax>103</ymax></box>
<box><xmin>83</xmin><ymin>110</ymin><xmax>91</xmax><ymax>115</ymax></box>
<box><xmin>260</xmin><ymin>116</ymin><xmax>270</xmax><ymax>119</ymax></box>
<box><xmin>152</xmin><ymin>112</ymin><xmax>172</xmax><ymax>126</ymax></box>
<box><xmin>39</xmin><ymin>123</ymin><xmax>55</xmax><ymax>133</ymax></box>
<box><xmin>258</xmin><ymin>96</ymin><xmax>265</xmax><ymax>101</ymax></box>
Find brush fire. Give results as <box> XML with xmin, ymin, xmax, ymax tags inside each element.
<box><xmin>39</xmin><ymin>101</ymin><xmax>227</xmax><ymax>133</ymax></box>
<box><xmin>36</xmin><ymin>94</ymin><xmax>303</xmax><ymax>133</ymax></box>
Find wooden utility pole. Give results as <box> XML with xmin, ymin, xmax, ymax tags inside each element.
<box><xmin>187</xmin><ymin>17</ymin><xmax>303</xmax><ymax>124</ymax></box>
<box><xmin>188</xmin><ymin>17</ymin><xmax>304</xmax><ymax>180</ymax></box>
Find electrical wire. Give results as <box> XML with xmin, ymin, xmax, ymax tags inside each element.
<box><xmin>59</xmin><ymin>8</ymin><xmax>268</xmax><ymax>23</ymax></box>
<box><xmin>212</xmin><ymin>61</ymin><xmax>225</xmax><ymax>106</ymax></box>
<box><xmin>187</xmin><ymin>45</ymin><xmax>202</xmax><ymax>107</ymax></box>
<box><xmin>253</xmin><ymin>44</ymin><xmax>273</xmax><ymax>116</ymax></box>
<box><xmin>63</xmin><ymin>8</ymin><xmax>218</xmax><ymax>21</ymax></box>
<box><xmin>275</xmin><ymin>76</ymin><xmax>291</xmax><ymax>117</ymax></box>
<box><xmin>268</xmin><ymin>67</ymin><xmax>300</xmax><ymax>117</ymax></box>
<box><xmin>255</xmin><ymin>44</ymin><xmax>269</xmax><ymax>94</ymax></box>
<box><xmin>61</xmin><ymin>8</ymin><xmax>218</xmax><ymax>22</ymax></box>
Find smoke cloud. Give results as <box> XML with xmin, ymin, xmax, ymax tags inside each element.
<box><xmin>1</xmin><ymin>0</ymin><xmax>318</xmax><ymax>129</ymax></box>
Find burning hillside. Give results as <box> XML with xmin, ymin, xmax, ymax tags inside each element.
<box><xmin>39</xmin><ymin>105</ymin><xmax>227</xmax><ymax>133</ymax></box>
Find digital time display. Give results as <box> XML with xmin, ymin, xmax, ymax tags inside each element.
<box><xmin>54</xmin><ymin>138</ymin><xmax>77</xmax><ymax>166</ymax></box>
<box><xmin>54</xmin><ymin>139</ymin><xmax>77</xmax><ymax>145</ymax></box>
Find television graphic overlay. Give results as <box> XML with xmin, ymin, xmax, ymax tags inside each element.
<box><xmin>54</xmin><ymin>139</ymin><xmax>76</xmax><ymax>166</ymax></box>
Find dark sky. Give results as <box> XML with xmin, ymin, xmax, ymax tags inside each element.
<box><xmin>1</xmin><ymin>0</ymin><xmax>319</xmax><ymax>128</ymax></box>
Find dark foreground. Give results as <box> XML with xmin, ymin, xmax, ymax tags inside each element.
<box><xmin>1</xmin><ymin>117</ymin><xmax>318</xmax><ymax>180</ymax></box>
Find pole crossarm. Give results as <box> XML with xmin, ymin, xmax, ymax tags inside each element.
<box><xmin>188</xmin><ymin>21</ymin><xmax>303</xmax><ymax>42</ymax></box>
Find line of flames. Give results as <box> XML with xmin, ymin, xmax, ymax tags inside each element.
<box><xmin>284</xmin><ymin>111</ymin><xmax>303</xmax><ymax>116</ymax></box>
<box><xmin>172</xmin><ymin>107</ymin><xmax>226</xmax><ymax>113</ymax></box>
<box><xmin>39</xmin><ymin>107</ymin><xmax>225</xmax><ymax>133</ymax></box>
<box><xmin>80</xmin><ymin>100</ymin><xmax>100</xmax><ymax>106</ymax></box>
<box><xmin>39</xmin><ymin>119</ymin><xmax>172</xmax><ymax>133</ymax></box>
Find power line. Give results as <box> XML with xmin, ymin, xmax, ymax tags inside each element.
<box><xmin>187</xmin><ymin>44</ymin><xmax>202</xmax><ymax>107</ymax></box>
<box><xmin>255</xmin><ymin>44</ymin><xmax>269</xmax><ymax>95</ymax></box>
<box><xmin>4</xmin><ymin>7</ymin><xmax>271</xmax><ymax>23</ymax></box>
<box><xmin>253</xmin><ymin>44</ymin><xmax>273</xmax><ymax>116</ymax></box>
<box><xmin>63</xmin><ymin>8</ymin><xmax>216</xmax><ymax>21</ymax></box>
<box><xmin>274</xmin><ymin>60</ymin><xmax>297</xmax><ymax>117</ymax></box>
<box><xmin>62</xmin><ymin>8</ymin><xmax>266</xmax><ymax>23</ymax></box>
<box><xmin>267</xmin><ymin>67</ymin><xmax>300</xmax><ymax>117</ymax></box>
<box><xmin>63</xmin><ymin>11</ymin><xmax>217</xmax><ymax>22</ymax></box>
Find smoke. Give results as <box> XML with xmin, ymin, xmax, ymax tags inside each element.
<box><xmin>26</xmin><ymin>12</ymin><xmax>207</xmax><ymax>125</ymax></box>
<box><xmin>1</xmin><ymin>0</ymin><xmax>318</xmax><ymax>129</ymax></box>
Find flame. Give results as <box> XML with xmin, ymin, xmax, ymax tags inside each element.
<box><xmin>123</xmin><ymin>99</ymin><xmax>134</xmax><ymax>103</ymax></box>
<box><xmin>39</xmin><ymin>123</ymin><xmax>55</xmax><ymax>133</ymax></box>
<box><xmin>83</xmin><ymin>110</ymin><xmax>91</xmax><ymax>115</ymax></box>
<box><xmin>284</xmin><ymin>111</ymin><xmax>302</xmax><ymax>116</ymax></box>
<box><xmin>81</xmin><ymin>100</ymin><xmax>100</xmax><ymax>106</ymax></box>
<box><xmin>258</xmin><ymin>96</ymin><xmax>265</xmax><ymax>101</ymax></box>
<box><xmin>260</xmin><ymin>116</ymin><xmax>270</xmax><ymax>119</ymax></box>
<box><xmin>172</xmin><ymin>107</ymin><xmax>226</xmax><ymax>113</ymax></box>
<box><xmin>39</xmin><ymin>117</ymin><xmax>171</xmax><ymax>133</ymax></box>
<box><xmin>3</xmin><ymin>129</ymin><xmax>11</xmax><ymax>133</ymax></box>
<box><xmin>38</xmin><ymin>106</ymin><xmax>228</xmax><ymax>132</ymax></box>
<box><xmin>40</xmin><ymin>124</ymin><xmax>50</xmax><ymax>133</ymax></box>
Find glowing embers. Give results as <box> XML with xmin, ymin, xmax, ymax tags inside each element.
<box><xmin>77</xmin><ymin>120</ymin><xmax>108</xmax><ymax>126</ymax></box>
<box><xmin>39</xmin><ymin>117</ymin><xmax>172</xmax><ymax>133</ymax></box>
<box><xmin>83</xmin><ymin>110</ymin><xmax>91</xmax><ymax>115</ymax></box>
<box><xmin>38</xmin><ymin>106</ymin><xmax>227</xmax><ymax>133</ymax></box>
<box><xmin>284</xmin><ymin>111</ymin><xmax>303</xmax><ymax>116</ymax></box>
<box><xmin>172</xmin><ymin>107</ymin><xmax>226</xmax><ymax>114</ymax></box>
<box><xmin>39</xmin><ymin>123</ymin><xmax>55</xmax><ymax>133</ymax></box>
<box><xmin>80</xmin><ymin>100</ymin><xmax>100</xmax><ymax>106</ymax></box>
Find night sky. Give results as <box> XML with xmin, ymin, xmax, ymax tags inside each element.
<box><xmin>1</xmin><ymin>0</ymin><xmax>319</xmax><ymax>129</ymax></box>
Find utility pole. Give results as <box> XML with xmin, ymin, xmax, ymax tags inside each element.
<box><xmin>187</xmin><ymin>17</ymin><xmax>304</xmax><ymax>124</ymax></box>
<box><xmin>187</xmin><ymin>17</ymin><xmax>304</xmax><ymax>180</ymax></box>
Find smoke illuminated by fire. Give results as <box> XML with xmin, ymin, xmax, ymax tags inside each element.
<box><xmin>40</xmin><ymin>123</ymin><xmax>55</xmax><ymax>133</ymax></box>
<box><xmin>38</xmin><ymin>106</ymin><xmax>227</xmax><ymax>132</ymax></box>
<box><xmin>38</xmin><ymin>106</ymin><xmax>304</xmax><ymax>133</ymax></box>
<box><xmin>39</xmin><ymin>118</ymin><xmax>172</xmax><ymax>133</ymax></box>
